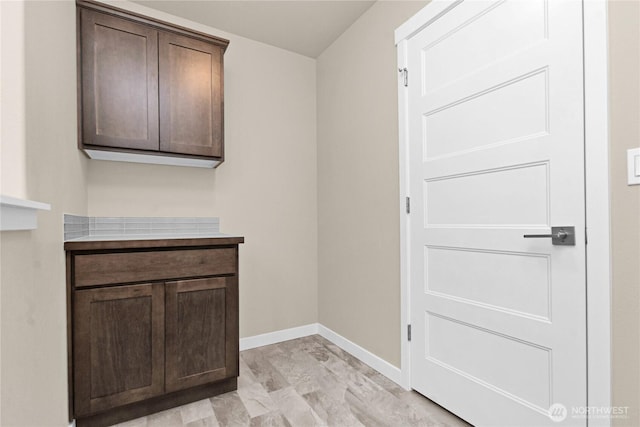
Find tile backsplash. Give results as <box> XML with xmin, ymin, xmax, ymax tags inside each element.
<box><xmin>64</xmin><ymin>215</ymin><xmax>220</xmax><ymax>241</ymax></box>
<box><xmin>63</xmin><ymin>214</ymin><xmax>90</xmax><ymax>240</ymax></box>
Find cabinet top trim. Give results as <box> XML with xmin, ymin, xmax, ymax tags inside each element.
<box><xmin>64</xmin><ymin>236</ymin><xmax>244</xmax><ymax>251</ymax></box>
<box><xmin>77</xmin><ymin>0</ymin><xmax>230</xmax><ymax>51</ymax></box>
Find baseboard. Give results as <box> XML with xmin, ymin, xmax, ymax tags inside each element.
<box><xmin>239</xmin><ymin>323</ymin><xmax>319</xmax><ymax>351</ymax></box>
<box><xmin>239</xmin><ymin>322</ymin><xmax>403</xmax><ymax>387</ymax></box>
<box><xmin>317</xmin><ymin>324</ymin><xmax>403</xmax><ymax>386</ymax></box>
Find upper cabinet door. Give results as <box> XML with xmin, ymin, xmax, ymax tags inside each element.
<box><xmin>159</xmin><ymin>32</ymin><xmax>224</xmax><ymax>158</ymax></box>
<box><xmin>80</xmin><ymin>9</ymin><xmax>159</xmax><ymax>151</ymax></box>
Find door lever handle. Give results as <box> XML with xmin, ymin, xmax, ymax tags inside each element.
<box><xmin>523</xmin><ymin>226</ymin><xmax>575</xmax><ymax>246</ymax></box>
<box><xmin>523</xmin><ymin>231</ymin><xmax>568</xmax><ymax>239</ymax></box>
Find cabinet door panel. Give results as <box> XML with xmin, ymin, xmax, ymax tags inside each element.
<box><xmin>81</xmin><ymin>9</ymin><xmax>159</xmax><ymax>150</ymax></box>
<box><xmin>165</xmin><ymin>277</ymin><xmax>238</xmax><ymax>392</ymax></box>
<box><xmin>159</xmin><ymin>32</ymin><xmax>223</xmax><ymax>157</ymax></box>
<box><xmin>74</xmin><ymin>283</ymin><xmax>164</xmax><ymax>416</ymax></box>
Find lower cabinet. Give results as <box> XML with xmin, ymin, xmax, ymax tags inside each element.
<box><xmin>66</xmin><ymin>239</ymin><xmax>242</xmax><ymax>427</ymax></box>
<box><xmin>165</xmin><ymin>277</ymin><xmax>238</xmax><ymax>393</ymax></box>
<box><xmin>74</xmin><ymin>283</ymin><xmax>165</xmax><ymax>417</ymax></box>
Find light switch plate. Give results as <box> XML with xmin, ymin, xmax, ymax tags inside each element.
<box><xmin>628</xmin><ymin>148</ymin><xmax>640</xmax><ymax>185</ymax></box>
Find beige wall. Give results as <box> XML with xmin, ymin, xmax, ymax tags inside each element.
<box><xmin>86</xmin><ymin>1</ymin><xmax>318</xmax><ymax>339</ymax></box>
<box><xmin>317</xmin><ymin>0</ymin><xmax>428</xmax><ymax>367</ymax></box>
<box><xmin>609</xmin><ymin>1</ymin><xmax>640</xmax><ymax>426</ymax></box>
<box><xmin>0</xmin><ymin>1</ymin><xmax>88</xmax><ymax>425</ymax></box>
<box><xmin>1</xmin><ymin>1</ymin><xmax>27</xmax><ymax>198</ymax></box>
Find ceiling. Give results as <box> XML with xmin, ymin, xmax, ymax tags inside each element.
<box><xmin>131</xmin><ymin>0</ymin><xmax>376</xmax><ymax>58</ymax></box>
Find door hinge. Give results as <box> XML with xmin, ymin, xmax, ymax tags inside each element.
<box><xmin>399</xmin><ymin>67</ymin><xmax>408</xmax><ymax>87</ymax></box>
<box><xmin>407</xmin><ymin>324</ymin><xmax>412</xmax><ymax>341</ymax></box>
<box><xmin>406</xmin><ymin>196</ymin><xmax>411</xmax><ymax>214</ymax></box>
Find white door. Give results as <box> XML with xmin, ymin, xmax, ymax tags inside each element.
<box><xmin>405</xmin><ymin>1</ymin><xmax>586</xmax><ymax>426</ymax></box>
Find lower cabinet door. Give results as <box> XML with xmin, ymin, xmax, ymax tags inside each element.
<box><xmin>165</xmin><ymin>276</ymin><xmax>238</xmax><ymax>392</ymax></box>
<box><xmin>73</xmin><ymin>283</ymin><xmax>165</xmax><ymax>416</ymax></box>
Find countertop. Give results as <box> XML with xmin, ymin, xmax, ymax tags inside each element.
<box><xmin>64</xmin><ymin>233</ymin><xmax>244</xmax><ymax>251</ymax></box>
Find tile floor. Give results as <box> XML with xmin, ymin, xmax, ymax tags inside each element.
<box><xmin>114</xmin><ymin>335</ymin><xmax>471</xmax><ymax>427</ymax></box>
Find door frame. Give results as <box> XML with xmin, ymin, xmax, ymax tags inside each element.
<box><xmin>395</xmin><ymin>1</ymin><xmax>611</xmax><ymax>426</ymax></box>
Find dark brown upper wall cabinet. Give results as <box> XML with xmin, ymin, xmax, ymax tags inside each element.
<box><xmin>159</xmin><ymin>33</ymin><xmax>223</xmax><ymax>158</ymax></box>
<box><xmin>77</xmin><ymin>1</ymin><xmax>229</xmax><ymax>168</ymax></box>
<box><xmin>80</xmin><ymin>9</ymin><xmax>159</xmax><ymax>151</ymax></box>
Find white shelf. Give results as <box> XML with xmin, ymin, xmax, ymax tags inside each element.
<box><xmin>84</xmin><ymin>149</ymin><xmax>220</xmax><ymax>168</ymax></box>
<box><xmin>1</xmin><ymin>195</ymin><xmax>51</xmax><ymax>231</ymax></box>
<box><xmin>628</xmin><ymin>148</ymin><xmax>640</xmax><ymax>185</ymax></box>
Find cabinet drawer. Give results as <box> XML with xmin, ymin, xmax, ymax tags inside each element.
<box><xmin>74</xmin><ymin>248</ymin><xmax>236</xmax><ymax>287</ymax></box>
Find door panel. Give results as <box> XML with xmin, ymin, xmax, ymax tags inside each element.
<box><xmin>425</xmin><ymin>246</ymin><xmax>551</xmax><ymax>319</ymax></box>
<box><xmin>420</xmin><ymin>1</ymin><xmax>547</xmax><ymax>93</ymax></box>
<box><xmin>80</xmin><ymin>9</ymin><xmax>159</xmax><ymax>150</ymax></box>
<box><xmin>425</xmin><ymin>313</ymin><xmax>552</xmax><ymax>409</ymax></box>
<box><xmin>407</xmin><ymin>1</ymin><xmax>586</xmax><ymax>426</ymax></box>
<box><xmin>424</xmin><ymin>162</ymin><xmax>549</xmax><ymax>226</ymax></box>
<box><xmin>165</xmin><ymin>277</ymin><xmax>238</xmax><ymax>392</ymax></box>
<box><xmin>422</xmin><ymin>70</ymin><xmax>548</xmax><ymax>160</ymax></box>
<box><xmin>159</xmin><ymin>32</ymin><xmax>223</xmax><ymax>157</ymax></box>
<box><xmin>74</xmin><ymin>283</ymin><xmax>164</xmax><ymax>416</ymax></box>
